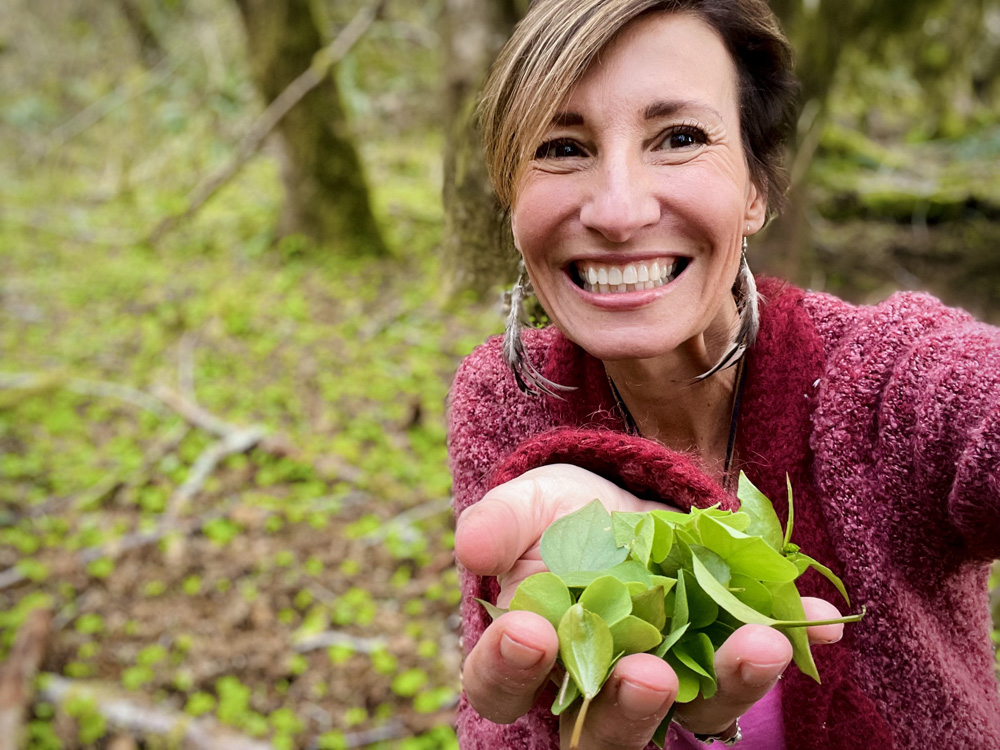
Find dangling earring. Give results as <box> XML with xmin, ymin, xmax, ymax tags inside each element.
<box><xmin>502</xmin><ymin>260</ymin><xmax>574</xmax><ymax>398</ymax></box>
<box><xmin>694</xmin><ymin>235</ymin><xmax>760</xmax><ymax>381</ymax></box>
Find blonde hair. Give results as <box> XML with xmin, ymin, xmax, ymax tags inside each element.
<box><xmin>478</xmin><ymin>0</ymin><xmax>797</xmax><ymax>215</ymax></box>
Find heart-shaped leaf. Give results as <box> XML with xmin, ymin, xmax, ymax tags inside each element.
<box><xmin>541</xmin><ymin>500</ymin><xmax>628</xmax><ymax>576</ymax></box>
<box><xmin>509</xmin><ymin>572</ymin><xmax>573</xmax><ymax>629</ymax></box>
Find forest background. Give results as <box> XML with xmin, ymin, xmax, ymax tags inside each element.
<box><xmin>1</xmin><ymin>0</ymin><xmax>999</xmax><ymax>748</ymax></box>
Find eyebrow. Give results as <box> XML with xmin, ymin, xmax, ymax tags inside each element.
<box><xmin>551</xmin><ymin>111</ymin><xmax>584</xmax><ymax>127</ymax></box>
<box><xmin>644</xmin><ymin>99</ymin><xmax>723</xmax><ymax>121</ymax></box>
<box><xmin>550</xmin><ymin>100</ymin><xmax>723</xmax><ymax>127</ymax></box>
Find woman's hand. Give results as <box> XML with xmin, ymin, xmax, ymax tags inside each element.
<box><xmin>454</xmin><ymin>464</ymin><xmax>845</xmax><ymax>749</ymax></box>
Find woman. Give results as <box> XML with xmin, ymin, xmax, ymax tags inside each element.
<box><xmin>448</xmin><ymin>1</ymin><xmax>1000</xmax><ymax>748</ymax></box>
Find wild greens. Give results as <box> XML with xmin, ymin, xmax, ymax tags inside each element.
<box><xmin>478</xmin><ymin>472</ymin><xmax>863</xmax><ymax>748</ymax></box>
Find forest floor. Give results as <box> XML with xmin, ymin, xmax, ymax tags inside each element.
<box><xmin>2</xmin><ymin>8</ymin><xmax>1000</xmax><ymax>745</ymax></box>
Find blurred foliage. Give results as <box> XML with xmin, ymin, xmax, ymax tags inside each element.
<box><xmin>0</xmin><ymin>0</ymin><xmax>998</xmax><ymax>746</ymax></box>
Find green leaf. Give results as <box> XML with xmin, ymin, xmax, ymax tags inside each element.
<box><xmin>558</xmin><ymin>560</ymin><xmax>653</xmax><ymax>588</ymax></box>
<box><xmin>679</xmin><ymin>568</ymin><xmax>719</xmax><ymax>629</ymax></box>
<box><xmin>769</xmin><ymin>581</ymin><xmax>819</xmax><ymax>683</ymax></box>
<box><xmin>728</xmin><ymin>573</ymin><xmax>773</xmax><ymax>615</ymax></box>
<box><xmin>787</xmin><ymin>552</ymin><xmax>851</xmax><ymax>606</ymax></box>
<box><xmin>689</xmin><ymin>553</ymin><xmax>776</xmax><ymax>626</ymax></box>
<box><xmin>630</xmin><ymin>585</ymin><xmax>667</xmax><ymax>630</ymax></box>
<box><xmin>474</xmin><ymin>598</ymin><xmax>508</xmax><ymax>622</ymax></box>
<box><xmin>541</xmin><ymin>500</ymin><xmax>628</xmax><ymax>576</ymax></box>
<box><xmin>629</xmin><ymin>516</ymin><xmax>654</xmax><ymax>567</ymax></box>
<box><xmin>551</xmin><ymin>671</ymin><xmax>579</xmax><ymax>716</ymax></box>
<box><xmin>650</xmin><ymin>514</ymin><xmax>675</xmax><ymax>564</ymax></box>
<box><xmin>695</xmin><ymin>515</ymin><xmax>799</xmax><ymax>582</ymax></box>
<box><xmin>609</xmin><ymin>615</ymin><xmax>663</xmax><ymax>655</ymax></box>
<box><xmin>688</xmin><ymin>543</ymin><xmax>731</xmax><ymax>586</ymax></box>
<box><xmin>671</xmin><ymin>569</ymin><xmax>689</xmax><ymax>631</ymax></box>
<box><xmin>612</xmin><ymin>511</ymin><xmax>646</xmax><ymax>546</ymax></box>
<box><xmin>736</xmin><ymin>472</ymin><xmax>784</xmax><ymax>551</ymax></box>
<box><xmin>674</xmin><ymin>633</ymin><xmax>717</xmax><ymax>699</ymax></box>
<box><xmin>579</xmin><ymin>576</ymin><xmax>632</xmax><ymax>627</ymax></box>
<box><xmin>654</xmin><ymin>621</ymin><xmax>689</xmax><ymax>657</ymax></box>
<box><xmin>664</xmin><ymin>651</ymin><xmax>702</xmax><ymax>703</ymax></box>
<box><xmin>509</xmin><ymin>572</ymin><xmax>573</xmax><ymax>629</ymax></box>
<box><xmin>557</xmin><ymin>604</ymin><xmax>614</xmax><ymax>700</ymax></box>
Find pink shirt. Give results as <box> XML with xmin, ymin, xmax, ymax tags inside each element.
<box><xmin>666</xmin><ymin>683</ymin><xmax>784</xmax><ymax>750</ymax></box>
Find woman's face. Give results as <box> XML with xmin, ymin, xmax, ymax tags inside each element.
<box><xmin>511</xmin><ymin>12</ymin><xmax>766</xmax><ymax>367</ymax></box>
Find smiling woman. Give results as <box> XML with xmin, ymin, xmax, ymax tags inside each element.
<box><xmin>448</xmin><ymin>1</ymin><xmax>1000</xmax><ymax>749</ymax></box>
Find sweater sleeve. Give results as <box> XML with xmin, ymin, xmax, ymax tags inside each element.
<box><xmin>815</xmin><ymin>292</ymin><xmax>1000</xmax><ymax>560</ymax></box>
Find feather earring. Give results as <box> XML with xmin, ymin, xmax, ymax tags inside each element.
<box><xmin>502</xmin><ymin>261</ymin><xmax>574</xmax><ymax>399</ymax></box>
<box><xmin>694</xmin><ymin>236</ymin><xmax>759</xmax><ymax>381</ymax></box>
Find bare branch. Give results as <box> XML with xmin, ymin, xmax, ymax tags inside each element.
<box><xmin>148</xmin><ymin>0</ymin><xmax>387</xmax><ymax>244</ymax></box>
<box><xmin>294</xmin><ymin>631</ymin><xmax>386</xmax><ymax>654</ymax></box>
<box><xmin>0</xmin><ymin>609</ymin><xmax>52</xmax><ymax>750</ymax></box>
<box><xmin>38</xmin><ymin>674</ymin><xmax>277</xmax><ymax>750</ymax></box>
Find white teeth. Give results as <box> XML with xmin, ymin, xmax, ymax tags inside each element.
<box><xmin>579</xmin><ymin>258</ymin><xmax>682</xmax><ymax>294</ymax></box>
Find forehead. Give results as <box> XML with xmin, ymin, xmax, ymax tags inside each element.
<box><xmin>560</xmin><ymin>12</ymin><xmax>739</xmax><ymax>122</ymax></box>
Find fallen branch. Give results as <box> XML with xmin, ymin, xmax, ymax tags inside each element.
<box><xmin>0</xmin><ymin>609</ymin><xmax>52</xmax><ymax>750</ymax></box>
<box><xmin>165</xmin><ymin>426</ymin><xmax>267</xmax><ymax>520</ymax></box>
<box><xmin>294</xmin><ymin>631</ymin><xmax>385</xmax><ymax>654</ymax></box>
<box><xmin>148</xmin><ymin>0</ymin><xmax>386</xmax><ymax>244</ymax></box>
<box><xmin>363</xmin><ymin>497</ymin><xmax>452</xmax><ymax>544</ymax></box>
<box><xmin>38</xmin><ymin>674</ymin><xmax>276</xmax><ymax>750</ymax></box>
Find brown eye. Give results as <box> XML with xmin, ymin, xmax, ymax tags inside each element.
<box><xmin>535</xmin><ymin>139</ymin><xmax>584</xmax><ymax>159</ymax></box>
<box><xmin>663</xmin><ymin>127</ymin><xmax>707</xmax><ymax>149</ymax></box>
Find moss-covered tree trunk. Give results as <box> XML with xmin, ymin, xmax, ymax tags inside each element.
<box><xmin>234</xmin><ymin>0</ymin><xmax>388</xmax><ymax>256</ymax></box>
<box><xmin>440</xmin><ymin>0</ymin><xmax>522</xmax><ymax>300</ymax></box>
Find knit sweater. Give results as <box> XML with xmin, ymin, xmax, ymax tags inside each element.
<box><xmin>447</xmin><ymin>279</ymin><xmax>1000</xmax><ymax>750</ymax></box>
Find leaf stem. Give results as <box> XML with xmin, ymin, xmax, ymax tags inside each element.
<box><xmin>570</xmin><ymin>697</ymin><xmax>592</xmax><ymax>749</ymax></box>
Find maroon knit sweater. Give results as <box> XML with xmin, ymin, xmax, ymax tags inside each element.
<box><xmin>447</xmin><ymin>280</ymin><xmax>1000</xmax><ymax>750</ymax></box>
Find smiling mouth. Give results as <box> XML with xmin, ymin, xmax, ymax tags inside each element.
<box><xmin>571</xmin><ymin>257</ymin><xmax>688</xmax><ymax>294</ymax></box>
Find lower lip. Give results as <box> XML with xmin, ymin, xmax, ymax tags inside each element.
<box><xmin>566</xmin><ymin>269</ymin><xmax>684</xmax><ymax>310</ymax></box>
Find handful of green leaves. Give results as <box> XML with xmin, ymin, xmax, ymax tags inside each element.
<box><xmin>478</xmin><ymin>473</ymin><xmax>863</xmax><ymax>748</ymax></box>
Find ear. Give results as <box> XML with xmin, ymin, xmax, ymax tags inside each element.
<box><xmin>743</xmin><ymin>181</ymin><xmax>767</xmax><ymax>236</ymax></box>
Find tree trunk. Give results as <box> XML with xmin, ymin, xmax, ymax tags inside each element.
<box><xmin>234</xmin><ymin>0</ymin><xmax>388</xmax><ymax>256</ymax></box>
<box><xmin>440</xmin><ymin>0</ymin><xmax>523</xmax><ymax>300</ymax></box>
<box><xmin>115</xmin><ymin>0</ymin><xmax>166</xmax><ymax>68</ymax></box>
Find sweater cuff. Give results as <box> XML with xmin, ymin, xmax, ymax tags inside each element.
<box><xmin>489</xmin><ymin>427</ymin><xmax>736</xmax><ymax>512</ymax></box>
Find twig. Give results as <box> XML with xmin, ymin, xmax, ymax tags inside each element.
<box><xmin>363</xmin><ymin>497</ymin><xmax>452</xmax><ymax>544</ymax></box>
<box><xmin>165</xmin><ymin>426</ymin><xmax>267</xmax><ymax>519</ymax></box>
<box><xmin>151</xmin><ymin>385</ymin><xmax>239</xmax><ymax>438</ymax></box>
<box><xmin>0</xmin><ymin>373</ymin><xmax>171</xmax><ymax>419</ymax></box>
<box><xmin>37</xmin><ymin>56</ymin><xmax>182</xmax><ymax>161</ymax></box>
<box><xmin>0</xmin><ymin>609</ymin><xmax>52</xmax><ymax>750</ymax></box>
<box><xmin>148</xmin><ymin>0</ymin><xmax>387</xmax><ymax>244</ymax></box>
<box><xmin>38</xmin><ymin>674</ymin><xmax>277</xmax><ymax>750</ymax></box>
<box><xmin>293</xmin><ymin>631</ymin><xmax>386</xmax><ymax>654</ymax></box>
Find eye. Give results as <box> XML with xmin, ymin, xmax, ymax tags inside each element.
<box><xmin>661</xmin><ymin>125</ymin><xmax>708</xmax><ymax>150</ymax></box>
<box><xmin>534</xmin><ymin>138</ymin><xmax>586</xmax><ymax>160</ymax></box>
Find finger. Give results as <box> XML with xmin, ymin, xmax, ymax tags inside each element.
<box><xmin>802</xmin><ymin>596</ymin><xmax>845</xmax><ymax>645</ymax></box>
<box><xmin>561</xmin><ymin>653</ymin><xmax>678</xmax><ymax>750</ymax></box>
<box><xmin>455</xmin><ymin>475</ymin><xmax>551</xmax><ymax>576</ymax></box>
<box><xmin>674</xmin><ymin>623</ymin><xmax>791</xmax><ymax>736</ymax></box>
<box><xmin>455</xmin><ymin>465</ymin><xmax>663</xmax><ymax>577</ymax></box>
<box><xmin>462</xmin><ymin>611</ymin><xmax>559</xmax><ymax>724</ymax></box>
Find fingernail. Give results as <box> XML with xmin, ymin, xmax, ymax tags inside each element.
<box><xmin>499</xmin><ymin>633</ymin><xmax>545</xmax><ymax>669</ymax></box>
<box><xmin>738</xmin><ymin>659</ymin><xmax>785</xmax><ymax>688</ymax></box>
<box><xmin>618</xmin><ymin>679</ymin><xmax>672</xmax><ymax>720</ymax></box>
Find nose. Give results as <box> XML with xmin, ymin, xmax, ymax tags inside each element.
<box><xmin>579</xmin><ymin>154</ymin><xmax>660</xmax><ymax>243</ymax></box>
